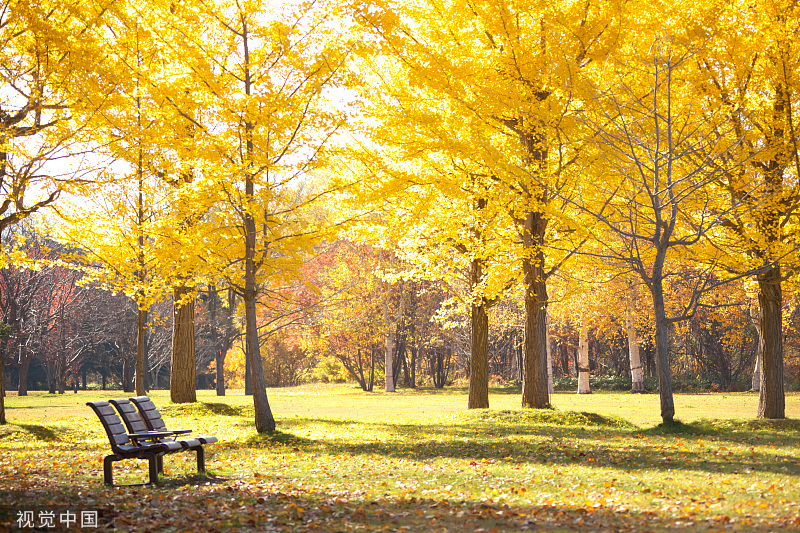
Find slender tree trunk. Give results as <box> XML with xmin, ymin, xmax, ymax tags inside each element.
<box><xmin>136</xmin><ymin>306</ymin><xmax>147</xmax><ymax>396</ymax></box>
<box><xmin>17</xmin><ymin>351</ymin><xmax>29</xmax><ymax>396</ymax></box>
<box><xmin>218</xmin><ymin>289</ymin><xmax>236</xmax><ymax>397</ymax></box>
<box><xmin>469</xmin><ymin>301</ymin><xmax>489</xmax><ymax>408</ymax></box>
<box><xmin>368</xmin><ymin>348</ymin><xmax>375</xmax><ymax>392</ymax></box>
<box><xmin>0</xmin><ymin>361</ymin><xmax>5</xmax><ymax>424</ymax></box>
<box><xmin>48</xmin><ymin>364</ymin><xmax>56</xmax><ymax>394</ymax></box>
<box><xmin>385</xmin><ymin>330</ymin><xmax>395</xmax><ymax>392</ymax></box>
<box><xmin>757</xmin><ymin>266</ymin><xmax>785</xmax><ymax>418</ymax></box>
<box><xmin>578</xmin><ymin>321</ymin><xmax>591</xmax><ymax>394</ymax></box>
<box><xmin>207</xmin><ymin>286</ymin><xmax>225</xmax><ymax>397</ymax></box>
<box><xmin>626</xmin><ymin>289</ymin><xmax>645</xmax><ymax>393</ymax></box>
<box><xmin>409</xmin><ymin>346</ymin><xmax>417</xmax><ymax>388</ymax></box>
<box><xmin>122</xmin><ymin>354</ymin><xmax>134</xmax><ymax>393</ymax></box>
<box><xmin>752</xmin><ymin>347</ymin><xmax>762</xmax><ymax>392</ymax></box>
<box><xmin>356</xmin><ymin>349</ymin><xmax>368</xmax><ymax>391</ymax></box>
<box><xmin>521</xmin><ymin>212</ymin><xmax>550</xmax><ymax>408</ymax></box>
<box><xmin>135</xmin><ymin>83</ymin><xmax>148</xmax><ymax>398</ymax></box>
<box><xmin>651</xmin><ymin>283</ymin><xmax>675</xmax><ymax>424</ymax></box>
<box><xmin>241</xmin><ymin>16</ymin><xmax>275</xmax><ymax>431</ymax></box>
<box><xmin>170</xmin><ymin>286</ymin><xmax>196</xmax><ymax>403</ymax></box>
<box><xmin>216</xmin><ymin>353</ymin><xmax>226</xmax><ymax>396</ymax></box>
<box><xmin>57</xmin><ymin>360</ymin><xmax>65</xmax><ymax>394</ymax></box>
<box><xmin>383</xmin><ymin>286</ymin><xmax>398</xmax><ymax>392</ymax></box>
<box><xmin>401</xmin><ymin>350</ymin><xmax>410</xmax><ymax>387</ymax></box>
<box><xmin>750</xmin><ymin>304</ymin><xmax>763</xmax><ymax>392</ymax></box>
<box><xmin>244</xmin><ymin>256</ymin><xmax>275</xmax><ymax>431</ymax></box>
<box><xmin>546</xmin><ymin>321</ymin><xmax>553</xmax><ymax>394</ymax></box>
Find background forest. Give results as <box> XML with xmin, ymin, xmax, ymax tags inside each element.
<box><xmin>2</xmin><ymin>0</ymin><xmax>800</xmax><ymax>430</ymax></box>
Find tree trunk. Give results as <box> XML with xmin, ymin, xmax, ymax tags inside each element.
<box><xmin>559</xmin><ymin>342</ymin><xmax>569</xmax><ymax>377</ymax></box>
<box><xmin>17</xmin><ymin>354</ymin><xmax>29</xmax><ymax>396</ymax></box>
<box><xmin>750</xmin><ymin>304</ymin><xmax>763</xmax><ymax>392</ymax></box>
<box><xmin>577</xmin><ymin>321</ymin><xmax>591</xmax><ymax>394</ymax></box>
<box><xmin>521</xmin><ymin>212</ymin><xmax>550</xmax><ymax>408</ymax></box>
<box><xmin>757</xmin><ymin>266</ymin><xmax>785</xmax><ymax>418</ymax></box>
<box><xmin>409</xmin><ymin>346</ymin><xmax>417</xmax><ymax>388</ymax></box>
<box><xmin>368</xmin><ymin>348</ymin><xmax>375</xmax><ymax>391</ymax></box>
<box><xmin>651</xmin><ymin>283</ymin><xmax>675</xmax><ymax>424</ymax></box>
<box><xmin>170</xmin><ymin>286</ymin><xmax>196</xmax><ymax>403</ymax></box>
<box><xmin>244</xmin><ymin>250</ymin><xmax>275</xmax><ymax>432</ymax></box>
<box><xmin>356</xmin><ymin>349</ymin><xmax>368</xmax><ymax>391</ymax></box>
<box><xmin>136</xmin><ymin>306</ymin><xmax>147</xmax><ymax>396</ymax></box>
<box><xmin>546</xmin><ymin>321</ymin><xmax>553</xmax><ymax>394</ymax></box>
<box><xmin>468</xmin><ymin>301</ymin><xmax>489</xmax><ymax>408</ymax></box>
<box><xmin>0</xmin><ymin>361</ymin><xmax>5</xmax><ymax>424</ymax></box>
<box><xmin>242</xmin><ymin>19</ymin><xmax>275</xmax><ymax>429</ymax></box>
<box><xmin>57</xmin><ymin>361</ymin><xmax>65</xmax><ymax>394</ymax></box>
<box><xmin>626</xmin><ymin>290</ymin><xmax>645</xmax><ymax>393</ymax></box>
<box><xmin>216</xmin><ymin>352</ymin><xmax>226</xmax><ymax>396</ymax></box>
<box><xmin>401</xmin><ymin>350</ymin><xmax>410</xmax><ymax>387</ymax></box>
<box><xmin>123</xmin><ymin>351</ymin><xmax>135</xmax><ymax>393</ymax></box>
<box><xmin>385</xmin><ymin>330</ymin><xmax>395</xmax><ymax>392</ymax></box>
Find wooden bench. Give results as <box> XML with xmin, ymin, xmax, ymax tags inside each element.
<box><xmin>109</xmin><ymin>398</ymin><xmax>213</xmax><ymax>476</ymax></box>
<box><xmin>87</xmin><ymin>400</ymin><xmax>184</xmax><ymax>486</ymax></box>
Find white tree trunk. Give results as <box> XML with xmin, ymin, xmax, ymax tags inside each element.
<box><xmin>385</xmin><ymin>331</ymin><xmax>395</xmax><ymax>392</ymax></box>
<box><xmin>626</xmin><ymin>289</ymin><xmax>645</xmax><ymax>393</ymax></box>
<box><xmin>750</xmin><ymin>305</ymin><xmax>762</xmax><ymax>392</ymax></box>
<box><xmin>577</xmin><ymin>321</ymin><xmax>591</xmax><ymax>394</ymax></box>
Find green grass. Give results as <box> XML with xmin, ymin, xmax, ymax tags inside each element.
<box><xmin>2</xmin><ymin>385</ymin><xmax>800</xmax><ymax>532</ymax></box>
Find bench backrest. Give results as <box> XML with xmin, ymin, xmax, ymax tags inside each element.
<box><xmin>129</xmin><ymin>396</ymin><xmax>168</xmax><ymax>432</ymax></box>
<box><xmin>109</xmin><ymin>398</ymin><xmax>150</xmax><ymax>434</ymax></box>
<box><xmin>86</xmin><ymin>400</ymin><xmax>134</xmax><ymax>453</ymax></box>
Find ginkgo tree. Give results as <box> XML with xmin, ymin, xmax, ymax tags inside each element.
<box><xmin>349</xmin><ymin>0</ymin><xmax>623</xmax><ymax>410</ymax></box>
<box><xmin>574</xmin><ymin>5</ymin><xmax>763</xmax><ymax>423</ymax></box>
<box><xmin>151</xmin><ymin>0</ymin><xmax>359</xmax><ymax>432</ymax></box>
<box><xmin>698</xmin><ymin>0</ymin><xmax>800</xmax><ymax>419</ymax></box>
<box><xmin>0</xmin><ymin>0</ymin><xmax>114</xmax><ymax>423</ymax></box>
<box><xmin>334</xmin><ymin>65</ymin><xmax>521</xmax><ymax>407</ymax></box>
<box><xmin>52</xmin><ymin>0</ymin><xmax>211</xmax><ymax>400</ymax></box>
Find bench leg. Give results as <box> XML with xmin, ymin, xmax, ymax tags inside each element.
<box><xmin>147</xmin><ymin>454</ymin><xmax>159</xmax><ymax>484</ymax></box>
<box><xmin>157</xmin><ymin>455</ymin><xmax>164</xmax><ymax>474</ymax></box>
<box><xmin>103</xmin><ymin>455</ymin><xmax>119</xmax><ymax>486</ymax></box>
<box><xmin>195</xmin><ymin>446</ymin><xmax>205</xmax><ymax>473</ymax></box>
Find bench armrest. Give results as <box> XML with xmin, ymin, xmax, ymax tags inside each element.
<box><xmin>170</xmin><ymin>429</ymin><xmax>192</xmax><ymax>435</ymax></box>
<box><xmin>128</xmin><ymin>431</ymin><xmax>176</xmax><ymax>441</ymax></box>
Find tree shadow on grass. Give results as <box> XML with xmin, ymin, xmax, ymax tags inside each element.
<box><xmin>245</xmin><ymin>430</ymin><xmax>315</xmax><ymax>449</ymax></box>
<box><xmin>160</xmin><ymin>402</ymin><xmax>250</xmax><ymax>417</ymax></box>
<box><xmin>3</xmin><ymin>423</ymin><xmax>61</xmax><ymax>442</ymax></box>
<box><xmin>236</xmin><ymin>412</ymin><xmax>800</xmax><ymax>479</ymax></box>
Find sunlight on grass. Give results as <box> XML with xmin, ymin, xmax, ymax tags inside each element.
<box><xmin>2</xmin><ymin>385</ymin><xmax>800</xmax><ymax>532</ymax></box>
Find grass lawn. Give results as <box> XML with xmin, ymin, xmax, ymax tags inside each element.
<box><xmin>1</xmin><ymin>385</ymin><xmax>799</xmax><ymax>532</ymax></box>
